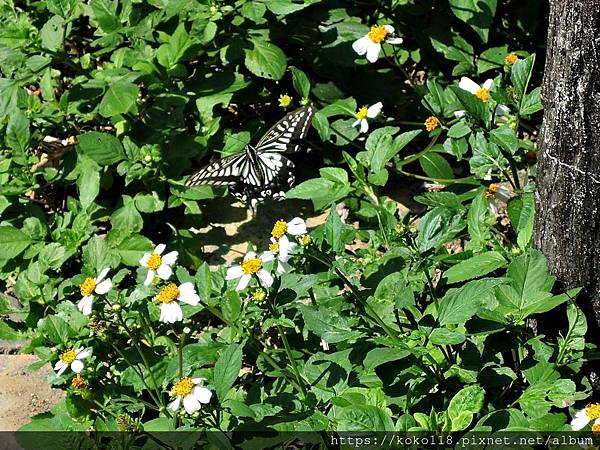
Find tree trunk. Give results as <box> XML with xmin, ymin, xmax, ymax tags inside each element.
<box><xmin>534</xmin><ymin>0</ymin><xmax>600</xmax><ymax>332</ymax></box>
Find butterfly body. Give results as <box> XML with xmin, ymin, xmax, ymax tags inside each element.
<box><xmin>185</xmin><ymin>107</ymin><xmax>314</xmax><ymax>207</ymax></box>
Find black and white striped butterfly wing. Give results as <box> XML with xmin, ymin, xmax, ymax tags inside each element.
<box><xmin>185</xmin><ymin>152</ymin><xmax>247</xmax><ymax>187</ymax></box>
<box><xmin>255</xmin><ymin>106</ymin><xmax>314</xmax><ymax>154</ymax></box>
<box><xmin>236</xmin><ymin>153</ymin><xmax>295</xmax><ymax>205</ymax></box>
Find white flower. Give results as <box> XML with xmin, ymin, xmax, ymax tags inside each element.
<box><xmin>156</xmin><ymin>282</ymin><xmax>200</xmax><ymax>323</ymax></box>
<box><xmin>458</xmin><ymin>77</ymin><xmax>494</xmax><ymax>101</ymax></box>
<box><xmin>268</xmin><ymin>238</ymin><xmax>293</xmax><ymax>274</ymax></box>
<box><xmin>571</xmin><ymin>404</ymin><xmax>600</xmax><ymax>431</ymax></box>
<box><xmin>168</xmin><ymin>377</ymin><xmax>212</xmax><ymax>414</ymax></box>
<box><xmin>226</xmin><ymin>251</ymin><xmax>274</xmax><ymax>291</ymax></box>
<box><xmin>352</xmin><ymin>102</ymin><xmax>382</xmax><ymax>133</ymax></box>
<box><xmin>77</xmin><ymin>268</ymin><xmax>112</xmax><ymax>316</ymax></box>
<box><xmin>54</xmin><ymin>347</ymin><xmax>91</xmax><ymax>377</ymax></box>
<box><xmin>140</xmin><ymin>244</ymin><xmax>178</xmax><ymax>286</ymax></box>
<box><xmin>352</xmin><ymin>25</ymin><xmax>403</xmax><ymax>63</ymax></box>
<box><xmin>485</xmin><ymin>183</ymin><xmax>511</xmax><ymax>215</ymax></box>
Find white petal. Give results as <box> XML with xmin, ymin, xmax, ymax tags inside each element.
<box><xmin>386</xmin><ymin>37</ymin><xmax>403</xmax><ymax>45</ymax></box>
<box><xmin>244</xmin><ymin>251</ymin><xmax>257</xmax><ymax>261</ymax></box>
<box><xmin>365</xmin><ymin>42</ymin><xmax>381</xmax><ymax>63</ymax></box>
<box><xmin>286</xmin><ymin>218</ymin><xmax>307</xmax><ymax>235</ymax></box>
<box><xmin>278</xmin><ymin>235</ymin><xmax>292</xmax><ymax>260</ymax></box>
<box><xmin>193</xmin><ymin>386</ymin><xmax>213</xmax><ymax>404</ymax></box>
<box><xmin>570</xmin><ymin>413</ymin><xmax>590</xmax><ymax>431</ymax></box>
<box><xmin>236</xmin><ymin>274</ymin><xmax>252</xmax><ymax>291</ymax></box>
<box><xmin>383</xmin><ymin>25</ymin><xmax>395</xmax><ymax>34</ymax></box>
<box><xmin>352</xmin><ymin>119</ymin><xmax>361</xmax><ymax>128</ymax></box>
<box><xmin>483</xmin><ymin>79</ymin><xmax>494</xmax><ymax>90</ymax></box>
<box><xmin>96</xmin><ymin>268</ymin><xmax>110</xmax><ymax>283</ymax></box>
<box><xmin>178</xmin><ymin>282</ymin><xmax>200</xmax><ymax>306</ymax></box>
<box><xmin>183</xmin><ymin>394</ymin><xmax>201</xmax><ymax>414</ymax></box>
<box><xmin>156</xmin><ymin>264</ymin><xmax>173</xmax><ymax>280</ymax></box>
<box><xmin>154</xmin><ymin>244</ymin><xmax>166</xmax><ymax>255</ymax></box>
<box><xmin>56</xmin><ymin>363</ymin><xmax>67</xmax><ymax>377</ymax></box>
<box><xmin>226</xmin><ymin>266</ymin><xmax>243</xmax><ymax>280</ymax></box>
<box><xmin>367</xmin><ymin>102</ymin><xmax>383</xmax><ymax>118</ymax></box>
<box><xmin>360</xmin><ymin>119</ymin><xmax>369</xmax><ymax>133</ymax></box>
<box><xmin>168</xmin><ymin>397</ymin><xmax>181</xmax><ymax>412</ymax></box>
<box><xmin>144</xmin><ymin>270</ymin><xmax>155</xmax><ymax>286</ymax></box>
<box><xmin>277</xmin><ymin>260</ymin><xmax>291</xmax><ymax>274</ymax></box>
<box><xmin>257</xmin><ymin>270</ymin><xmax>273</xmax><ymax>287</ymax></box>
<box><xmin>454</xmin><ymin>110</ymin><xmax>466</xmax><ymax>118</ymax></box>
<box><xmin>54</xmin><ymin>360</ymin><xmax>65</xmax><ymax>372</ymax></box>
<box><xmin>483</xmin><ymin>169</ymin><xmax>492</xmax><ymax>181</ymax></box>
<box><xmin>458</xmin><ymin>77</ymin><xmax>480</xmax><ymax>94</ymax></box>
<box><xmin>78</xmin><ymin>296</ymin><xmax>93</xmax><ymax>316</ymax></box>
<box><xmin>352</xmin><ymin>35</ymin><xmax>370</xmax><ymax>56</ymax></box>
<box><xmin>260</xmin><ymin>251</ymin><xmax>274</xmax><ymax>263</ymax></box>
<box><xmin>192</xmin><ymin>377</ymin><xmax>206</xmax><ymax>384</ymax></box>
<box><xmin>139</xmin><ymin>253</ymin><xmax>150</xmax><ymax>266</ymax></box>
<box><xmin>94</xmin><ymin>279</ymin><xmax>112</xmax><ymax>295</ymax></box>
<box><xmin>76</xmin><ymin>348</ymin><xmax>91</xmax><ymax>359</ymax></box>
<box><xmin>160</xmin><ymin>302</ymin><xmax>183</xmax><ymax>323</ymax></box>
<box><xmin>162</xmin><ymin>251</ymin><xmax>178</xmax><ymax>265</ymax></box>
<box><xmin>71</xmin><ymin>359</ymin><xmax>84</xmax><ymax>373</ymax></box>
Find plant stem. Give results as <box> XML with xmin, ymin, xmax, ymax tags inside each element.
<box><xmin>392</xmin><ymin>167</ymin><xmax>479</xmax><ymax>185</ymax></box>
<box><xmin>396</xmin><ymin>135</ymin><xmax>439</xmax><ymax>167</ymax></box>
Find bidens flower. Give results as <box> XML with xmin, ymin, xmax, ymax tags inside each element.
<box><xmin>155</xmin><ymin>282</ymin><xmax>200</xmax><ymax>323</ymax></box>
<box><xmin>78</xmin><ymin>268</ymin><xmax>112</xmax><ymax>316</ymax></box>
<box><xmin>352</xmin><ymin>25</ymin><xmax>403</xmax><ymax>63</ymax></box>
<box><xmin>168</xmin><ymin>377</ymin><xmax>212</xmax><ymax>414</ymax></box>
<box><xmin>571</xmin><ymin>403</ymin><xmax>600</xmax><ymax>431</ymax></box>
<box><xmin>226</xmin><ymin>251</ymin><xmax>274</xmax><ymax>291</ymax></box>
<box><xmin>459</xmin><ymin>77</ymin><xmax>494</xmax><ymax>102</ymax></box>
<box><xmin>278</xmin><ymin>94</ymin><xmax>292</xmax><ymax>108</ymax></box>
<box><xmin>424</xmin><ymin>116</ymin><xmax>440</xmax><ymax>132</ymax></box>
<box><xmin>54</xmin><ymin>347</ymin><xmax>91</xmax><ymax>377</ymax></box>
<box><xmin>352</xmin><ymin>102</ymin><xmax>382</xmax><ymax>133</ymax></box>
<box><xmin>505</xmin><ymin>52</ymin><xmax>518</xmax><ymax>65</ymax></box>
<box><xmin>140</xmin><ymin>244</ymin><xmax>178</xmax><ymax>286</ymax></box>
<box><xmin>271</xmin><ymin>218</ymin><xmax>306</xmax><ymax>258</ymax></box>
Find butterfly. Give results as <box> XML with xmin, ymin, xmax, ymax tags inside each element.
<box><xmin>185</xmin><ymin>106</ymin><xmax>315</xmax><ymax>207</ymax></box>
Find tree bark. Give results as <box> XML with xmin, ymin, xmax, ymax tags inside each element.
<box><xmin>535</xmin><ymin>1</ymin><xmax>600</xmax><ymax>332</ymax></box>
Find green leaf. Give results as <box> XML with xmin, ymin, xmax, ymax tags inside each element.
<box><xmin>0</xmin><ymin>226</ymin><xmax>32</xmax><ymax>259</ymax></box>
<box><xmin>419</xmin><ymin>153</ymin><xmax>454</xmax><ymax>180</ymax></box>
<box><xmin>5</xmin><ymin>110</ymin><xmax>30</xmax><ymax>156</ymax></box>
<box><xmin>264</xmin><ymin>0</ymin><xmax>319</xmax><ymax>15</ymax></box>
<box><xmin>83</xmin><ymin>236</ymin><xmax>117</xmax><ymax>273</ymax></box>
<box><xmin>90</xmin><ymin>0</ymin><xmax>120</xmax><ymax>33</ymax></box>
<box><xmin>335</xmin><ymin>405</ymin><xmax>395</xmax><ymax>431</ymax></box>
<box><xmin>40</xmin><ymin>15</ymin><xmax>65</xmax><ymax>51</ymax></box>
<box><xmin>110</xmin><ymin>197</ymin><xmax>143</xmax><ymax>234</ymax></box>
<box><xmin>469</xmin><ymin>132</ymin><xmax>508</xmax><ymax>178</ymax></box>
<box><xmin>214</xmin><ymin>343</ymin><xmax>243</xmax><ymax>402</ymax></box>
<box><xmin>156</xmin><ymin>24</ymin><xmax>192</xmax><ymax>69</ymax></box>
<box><xmin>466</xmin><ymin>190</ymin><xmax>491</xmax><ymax>252</ymax></box>
<box><xmin>291</xmin><ymin>67</ymin><xmax>310</xmax><ymax>98</ymax></box>
<box><xmin>490</xmin><ymin>126</ymin><xmax>518</xmax><ymax>155</ymax></box>
<box><xmin>445</xmin><ymin>251</ymin><xmax>507</xmax><ymax>284</ymax></box>
<box><xmin>439</xmin><ymin>279</ymin><xmax>503</xmax><ymax>325</ymax></box>
<box><xmin>477</xmin><ymin>46</ymin><xmax>508</xmax><ymax>74</ymax></box>
<box><xmin>511</xmin><ymin>54</ymin><xmax>535</xmax><ymax>99</ymax></box>
<box><xmin>509</xmin><ymin>191</ymin><xmax>535</xmax><ymax>250</ymax></box>
<box><xmin>323</xmin><ymin>204</ymin><xmax>352</xmax><ymax>253</ymax></box>
<box><xmin>76</xmin><ymin>156</ymin><xmax>100</xmax><ymax>209</ymax></box>
<box><xmin>429</xmin><ymin>328</ymin><xmax>466</xmax><ymax>345</ymax></box>
<box><xmin>520</xmin><ymin>87</ymin><xmax>543</xmax><ymax>115</ymax></box>
<box><xmin>38</xmin><ymin>315</ymin><xmax>73</xmax><ymax>345</ymax></box>
<box><xmin>447</xmin><ymin>385</ymin><xmax>485</xmax><ymax>431</ymax></box>
<box><xmin>98</xmin><ymin>80</ymin><xmax>139</xmax><ymax>117</ymax></box>
<box><xmin>417</xmin><ymin>206</ymin><xmax>465</xmax><ymax>252</ymax></box>
<box><xmin>244</xmin><ymin>39</ymin><xmax>287</xmax><ymax>80</ymax></box>
<box><xmin>116</xmin><ymin>234</ymin><xmax>153</xmax><ymax>266</ymax></box>
<box><xmin>78</xmin><ymin>132</ymin><xmax>125</xmax><ymax>166</ymax></box>
<box><xmin>47</xmin><ymin>0</ymin><xmax>78</xmax><ymax>18</ymax></box>
<box><xmin>451</xmin><ymin>86</ymin><xmax>491</xmax><ymax>126</ymax></box>
<box><xmin>286</xmin><ymin>177</ymin><xmax>352</xmax><ymax>210</ymax></box>
<box><xmin>299</xmin><ymin>305</ymin><xmax>362</xmax><ymax>344</ymax></box>
<box><xmin>449</xmin><ymin>0</ymin><xmax>498</xmax><ymax>43</ymax></box>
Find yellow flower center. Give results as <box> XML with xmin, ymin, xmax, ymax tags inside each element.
<box><xmin>587</xmin><ymin>403</ymin><xmax>600</xmax><ymax>420</ymax></box>
<box><xmin>279</xmin><ymin>94</ymin><xmax>292</xmax><ymax>108</ymax></box>
<box><xmin>475</xmin><ymin>87</ymin><xmax>490</xmax><ymax>102</ymax></box>
<box><xmin>505</xmin><ymin>52</ymin><xmax>518</xmax><ymax>65</ymax></box>
<box><xmin>424</xmin><ymin>116</ymin><xmax>440</xmax><ymax>132</ymax></box>
<box><xmin>268</xmin><ymin>242</ymin><xmax>279</xmax><ymax>253</ymax></box>
<box><xmin>367</xmin><ymin>25</ymin><xmax>388</xmax><ymax>43</ymax></box>
<box><xmin>171</xmin><ymin>377</ymin><xmax>194</xmax><ymax>397</ymax></box>
<box><xmin>61</xmin><ymin>349</ymin><xmax>77</xmax><ymax>364</ymax></box>
<box><xmin>146</xmin><ymin>253</ymin><xmax>162</xmax><ymax>270</ymax></box>
<box><xmin>157</xmin><ymin>283</ymin><xmax>179</xmax><ymax>303</ymax></box>
<box><xmin>355</xmin><ymin>106</ymin><xmax>369</xmax><ymax>120</ymax></box>
<box><xmin>79</xmin><ymin>277</ymin><xmax>97</xmax><ymax>297</ymax></box>
<box><xmin>299</xmin><ymin>234</ymin><xmax>311</xmax><ymax>246</ymax></box>
<box><xmin>241</xmin><ymin>258</ymin><xmax>263</xmax><ymax>275</ymax></box>
<box><xmin>252</xmin><ymin>288</ymin><xmax>266</xmax><ymax>302</ymax></box>
<box><xmin>485</xmin><ymin>184</ymin><xmax>498</xmax><ymax>199</ymax></box>
<box><xmin>271</xmin><ymin>220</ymin><xmax>288</xmax><ymax>239</ymax></box>
<box><xmin>71</xmin><ymin>374</ymin><xmax>86</xmax><ymax>389</ymax></box>
<box><xmin>593</xmin><ymin>423</ymin><xmax>600</xmax><ymax>433</ymax></box>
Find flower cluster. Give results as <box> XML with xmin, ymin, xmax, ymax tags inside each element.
<box><xmin>226</xmin><ymin>217</ymin><xmax>308</xmax><ymax>292</ymax></box>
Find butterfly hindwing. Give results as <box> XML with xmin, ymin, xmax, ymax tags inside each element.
<box><xmin>185</xmin><ymin>152</ymin><xmax>247</xmax><ymax>187</ymax></box>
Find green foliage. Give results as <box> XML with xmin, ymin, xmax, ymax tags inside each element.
<box><xmin>0</xmin><ymin>0</ymin><xmax>594</xmax><ymax>443</ymax></box>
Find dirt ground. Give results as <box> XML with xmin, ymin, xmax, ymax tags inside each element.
<box><xmin>0</xmin><ymin>355</ymin><xmax>64</xmax><ymax>433</ymax></box>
